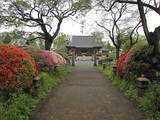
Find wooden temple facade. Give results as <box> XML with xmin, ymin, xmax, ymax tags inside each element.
<box><xmin>66</xmin><ymin>36</ymin><xmax>102</xmax><ymax>66</ymax></box>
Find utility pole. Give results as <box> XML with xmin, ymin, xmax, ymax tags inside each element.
<box><xmin>80</xmin><ymin>20</ymin><xmax>85</xmax><ymax>34</ymax></box>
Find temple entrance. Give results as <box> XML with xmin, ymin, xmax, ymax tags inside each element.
<box><xmin>74</xmin><ymin>48</ymin><xmax>94</xmax><ymax>66</ymax></box>
<box><xmin>75</xmin><ymin>56</ymin><xmax>93</xmax><ymax>66</ymax></box>
<box><xmin>66</xmin><ymin>36</ymin><xmax>102</xmax><ymax>66</ymax></box>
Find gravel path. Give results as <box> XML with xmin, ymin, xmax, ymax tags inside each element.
<box><xmin>29</xmin><ymin>65</ymin><xmax>145</xmax><ymax>120</ymax></box>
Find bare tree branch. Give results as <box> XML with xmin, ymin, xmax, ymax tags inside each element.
<box><xmin>115</xmin><ymin>0</ymin><xmax>160</xmax><ymax>15</ymax></box>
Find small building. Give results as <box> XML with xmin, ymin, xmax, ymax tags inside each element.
<box><xmin>98</xmin><ymin>49</ymin><xmax>111</xmax><ymax>57</ymax></box>
<box><xmin>66</xmin><ymin>35</ymin><xmax>102</xmax><ymax>66</ymax></box>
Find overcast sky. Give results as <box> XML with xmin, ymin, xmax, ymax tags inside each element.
<box><xmin>1</xmin><ymin>7</ymin><xmax>160</xmax><ymax>43</ymax></box>
<box><xmin>60</xmin><ymin>10</ymin><xmax>160</xmax><ymax>38</ymax></box>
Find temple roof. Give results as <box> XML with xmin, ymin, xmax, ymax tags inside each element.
<box><xmin>67</xmin><ymin>36</ymin><xmax>102</xmax><ymax>48</ymax></box>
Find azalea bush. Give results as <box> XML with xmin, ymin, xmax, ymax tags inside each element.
<box><xmin>117</xmin><ymin>52</ymin><xmax>128</xmax><ymax>76</ymax></box>
<box><xmin>22</xmin><ymin>47</ymin><xmax>49</xmax><ymax>72</ymax></box>
<box><xmin>116</xmin><ymin>44</ymin><xmax>159</xmax><ymax>83</ymax></box>
<box><xmin>23</xmin><ymin>47</ymin><xmax>66</xmax><ymax>73</ymax></box>
<box><xmin>42</xmin><ymin>50</ymin><xmax>66</xmax><ymax>72</ymax></box>
<box><xmin>42</xmin><ymin>51</ymin><xmax>66</xmax><ymax>65</ymax></box>
<box><xmin>55</xmin><ymin>49</ymin><xmax>70</xmax><ymax>63</ymax></box>
<box><xmin>123</xmin><ymin>45</ymin><xmax>156</xmax><ymax>81</ymax></box>
<box><xmin>0</xmin><ymin>43</ymin><xmax>37</xmax><ymax>91</ymax></box>
<box><xmin>117</xmin><ymin>45</ymin><xmax>156</xmax><ymax>78</ymax></box>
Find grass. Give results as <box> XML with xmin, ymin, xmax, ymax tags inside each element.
<box><xmin>0</xmin><ymin>65</ymin><xmax>73</xmax><ymax>120</ymax></box>
<box><xmin>96</xmin><ymin>65</ymin><xmax>138</xmax><ymax>100</ymax></box>
<box><xmin>96</xmin><ymin>65</ymin><xmax>160</xmax><ymax>120</ymax></box>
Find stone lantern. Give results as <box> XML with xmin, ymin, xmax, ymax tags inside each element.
<box><xmin>136</xmin><ymin>74</ymin><xmax>150</xmax><ymax>97</ymax></box>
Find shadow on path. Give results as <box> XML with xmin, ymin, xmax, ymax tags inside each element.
<box><xmin>29</xmin><ymin>65</ymin><xmax>145</xmax><ymax>120</ymax></box>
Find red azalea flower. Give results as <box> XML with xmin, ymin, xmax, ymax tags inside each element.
<box><xmin>117</xmin><ymin>52</ymin><xmax>128</xmax><ymax>76</ymax></box>
<box><xmin>0</xmin><ymin>43</ymin><xmax>38</xmax><ymax>90</ymax></box>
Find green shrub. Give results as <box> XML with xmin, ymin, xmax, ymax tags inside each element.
<box><xmin>140</xmin><ymin>84</ymin><xmax>160</xmax><ymax>118</ymax></box>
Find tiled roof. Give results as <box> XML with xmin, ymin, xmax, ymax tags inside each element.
<box><xmin>67</xmin><ymin>36</ymin><xmax>102</xmax><ymax>48</ymax></box>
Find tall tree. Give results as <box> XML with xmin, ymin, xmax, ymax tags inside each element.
<box><xmin>108</xmin><ymin>0</ymin><xmax>160</xmax><ymax>57</ymax></box>
<box><xmin>95</xmin><ymin>1</ymin><xmax>127</xmax><ymax>60</ymax></box>
<box><xmin>0</xmin><ymin>0</ymin><xmax>91</xmax><ymax>50</ymax></box>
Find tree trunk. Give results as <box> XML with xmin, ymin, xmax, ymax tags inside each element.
<box><xmin>116</xmin><ymin>47</ymin><xmax>120</xmax><ymax>60</ymax></box>
<box><xmin>129</xmin><ymin>37</ymin><xmax>133</xmax><ymax>49</ymax></box>
<box><xmin>137</xmin><ymin>0</ymin><xmax>160</xmax><ymax>57</ymax></box>
<box><xmin>137</xmin><ymin>0</ymin><xmax>150</xmax><ymax>44</ymax></box>
<box><xmin>45</xmin><ymin>39</ymin><xmax>52</xmax><ymax>50</ymax></box>
<box><xmin>41</xmin><ymin>19</ymin><xmax>63</xmax><ymax>51</ymax></box>
<box><xmin>152</xmin><ymin>26</ymin><xmax>160</xmax><ymax>57</ymax></box>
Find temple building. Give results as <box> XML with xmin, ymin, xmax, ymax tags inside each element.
<box><xmin>66</xmin><ymin>35</ymin><xmax>102</xmax><ymax>66</ymax></box>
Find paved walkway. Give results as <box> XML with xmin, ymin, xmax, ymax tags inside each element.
<box><xmin>29</xmin><ymin>65</ymin><xmax>145</xmax><ymax>120</ymax></box>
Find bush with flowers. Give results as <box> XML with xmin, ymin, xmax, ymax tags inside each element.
<box><xmin>23</xmin><ymin>47</ymin><xmax>66</xmax><ymax>73</ymax></box>
<box><xmin>0</xmin><ymin>61</ymin><xmax>72</xmax><ymax>120</ymax></box>
<box><xmin>42</xmin><ymin>50</ymin><xmax>66</xmax><ymax>65</ymax></box>
<box><xmin>55</xmin><ymin>50</ymin><xmax>70</xmax><ymax>63</ymax></box>
<box><xmin>117</xmin><ymin>45</ymin><xmax>157</xmax><ymax>81</ymax></box>
<box><xmin>22</xmin><ymin>47</ymin><xmax>49</xmax><ymax>72</ymax></box>
<box><xmin>0</xmin><ymin>45</ymin><xmax>70</xmax><ymax>120</ymax></box>
<box><xmin>41</xmin><ymin>50</ymin><xmax>66</xmax><ymax>72</ymax></box>
<box><xmin>117</xmin><ymin>52</ymin><xmax>128</xmax><ymax>76</ymax></box>
<box><xmin>117</xmin><ymin>45</ymin><xmax>153</xmax><ymax>76</ymax></box>
<box><xmin>125</xmin><ymin>45</ymin><xmax>157</xmax><ymax>80</ymax></box>
<box><xmin>0</xmin><ymin>43</ymin><xmax>37</xmax><ymax>91</ymax></box>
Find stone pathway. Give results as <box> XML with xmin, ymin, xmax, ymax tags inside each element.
<box><xmin>29</xmin><ymin>65</ymin><xmax>145</xmax><ymax>120</ymax></box>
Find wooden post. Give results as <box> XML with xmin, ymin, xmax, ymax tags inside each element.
<box><xmin>94</xmin><ymin>49</ymin><xmax>97</xmax><ymax>66</ymax></box>
<box><xmin>72</xmin><ymin>49</ymin><xmax>75</xmax><ymax>66</ymax></box>
<box><xmin>102</xmin><ymin>63</ymin><xmax>106</xmax><ymax>70</ymax></box>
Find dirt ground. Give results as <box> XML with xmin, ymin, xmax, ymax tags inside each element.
<box><xmin>29</xmin><ymin>65</ymin><xmax>145</xmax><ymax>120</ymax></box>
